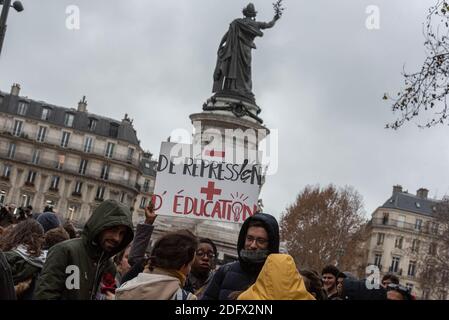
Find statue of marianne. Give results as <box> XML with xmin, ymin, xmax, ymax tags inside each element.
<box><xmin>212</xmin><ymin>3</ymin><xmax>281</xmax><ymax>101</ymax></box>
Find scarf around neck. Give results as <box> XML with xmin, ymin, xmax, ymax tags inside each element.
<box><xmin>240</xmin><ymin>249</ymin><xmax>270</xmax><ymax>264</ymax></box>
<box><xmin>13</xmin><ymin>245</ymin><xmax>47</xmax><ymax>269</ymax></box>
<box><xmin>149</xmin><ymin>267</ymin><xmax>187</xmax><ymax>287</ymax></box>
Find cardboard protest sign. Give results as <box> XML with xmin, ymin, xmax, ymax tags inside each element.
<box><xmin>152</xmin><ymin>142</ymin><xmax>262</xmax><ymax>224</ymax></box>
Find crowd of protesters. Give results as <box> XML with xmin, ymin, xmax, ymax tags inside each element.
<box><xmin>0</xmin><ymin>200</ymin><xmax>415</xmax><ymax>300</ymax></box>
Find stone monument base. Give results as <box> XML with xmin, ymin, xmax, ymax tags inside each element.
<box><xmin>203</xmin><ymin>94</ymin><xmax>264</xmax><ymax>125</ymax></box>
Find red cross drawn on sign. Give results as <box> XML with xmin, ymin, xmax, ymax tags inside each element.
<box><xmin>200</xmin><ymin>181</ymin><xmax>222</xmax><ymax>201</ymax></box>
<box><xmin>205</xmin><ymin>149</ymin><xmax>225</xmax><ymax>158</ymax></box>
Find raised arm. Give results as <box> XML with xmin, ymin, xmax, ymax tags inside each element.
<box><xmin>128</xmin><ymin>206</ymin><xmax>157</xmax><ymax>266</ymax></box>
<box><xmin>258</xmin><ymin>15</ymin><xmax>280</xmax><ymax>30</ymax></box>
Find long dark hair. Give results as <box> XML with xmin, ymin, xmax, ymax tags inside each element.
<box><xmin>147</xmin><ymin>229</ymin><xmax>198</xmax><ymax>271</ymax></box>
<box><xmin>299</xmin><ymin>269</ymin><xmax>328</xmax><ymax>300</ymax></box>
<box><xmin>0</xmin><ymin>219</ymin><xmax>44</xmax><ymax>256</ymax></box>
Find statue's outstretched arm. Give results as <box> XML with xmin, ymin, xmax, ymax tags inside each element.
<box><xmin>258</xmin><ymin>15</ymin><xmax>281</xmax><ymax>30</ymax></box>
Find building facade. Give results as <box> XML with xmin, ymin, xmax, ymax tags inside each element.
<box><xmin>0</xmin><ymin>84</ymin><xmax>155</xmax><ymax>224</ymax></box>
<box><xmin>365</xmin><ymin>185</ymin><xmax>447</xmax><ymax>300</ymax></box>
<box><xmin>0</xmin><ymin>83</ymin><xmax>239</xmax><ymax>264</ymax></box>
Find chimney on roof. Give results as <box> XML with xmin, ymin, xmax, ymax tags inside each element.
<box><xmin>417</xmin><ymin>188</ymin><xmax>429</xmax><ymax>199</ymax></box>
<box><xmin>11</xmin><ymin>83</ymin><xmax>21</xmax><ymax>96</ymax></box>
<box><xmin>78</xmin><ymin>96</ymin><xmax>88</xmax><ymax>112</ymax></box>
<box><xmin>393</xmin><ymin>185</ymin><xmax>403</xmax><ymax>195</ymax></box>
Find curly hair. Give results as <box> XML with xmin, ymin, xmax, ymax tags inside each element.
<box><xmin>382</xmin><ymin>273</ymin><xmax>400</xmax><ymax>285</ymax></box>
<box><xmin>321</xmin><ymin>265</ymin><xmax>340</xmax><ymax>278</ymax></box>
<box><xmin>199</xmin><ymin>238</ymin><xmax>218</xmax><ymax>257</ymax></box>
<box><xmin>44</xmin><ymin>227</ymin><xmax>69</xmax><ymax>250</ymax></box>
<box><xmin>0</xmin><ymin>219</ymin><xmax>44</xmax><ymax>257</ymax></box>
<box><xmin>147</xmin><ymin>229</ymin><xmax>198</xmax><ymax>271</ymax></box>
<box><xmin>63</xmin><ymin>221</ymin><xmax>77</xmax><ymax>239</ymax></box>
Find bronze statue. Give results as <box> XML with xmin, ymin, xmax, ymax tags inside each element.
<box><xmin>212</xmin><ymin>3</ymin><xmax>282</xmax><ymax>102</ymax></box>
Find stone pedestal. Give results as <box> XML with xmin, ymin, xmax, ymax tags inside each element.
<box><xmin>189</xmin><ymin>95</ymin><xmax>270</xmax><ymax>260</ymax></box>
<box><xmin>153</xmin><ymin>94</ymin><xmax>271</xmax><ymax>263</ymax></box>
<box><xmin>191</xmin><ymin>95</ymin><xmax>270</xmax><ymax>154</ymax></box>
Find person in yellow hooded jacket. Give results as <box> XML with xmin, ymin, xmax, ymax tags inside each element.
<box><xmin>237</xmin><ymin>254</ymin><xmax>315</xmax><ymax>300</ymax></box>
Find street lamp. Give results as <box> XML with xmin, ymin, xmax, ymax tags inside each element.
<box><xmin>0</xmin><ymin>0</ymin><xmax>24</xmax><ymax>57</ymax></box>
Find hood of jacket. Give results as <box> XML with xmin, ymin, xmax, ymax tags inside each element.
<box><xmin>115</xmin><ymin>272</ymin><xmax>181</xmax><ymax>300</ymax></box>
<box><xmin>237</xmin><ymin>254</ymin><xmax>316</xmax><ymax>300</ymax></box>
<box><xmin>237</xmin><ymin>213</ymin><xmax>279</xmax><ymax>272</ymax></box>
<box><xmin>81</xmin><ymin>199</ymin><xmax>134</xmax><ymax>259</ymax></box>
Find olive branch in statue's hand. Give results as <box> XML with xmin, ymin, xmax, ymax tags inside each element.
<box><xmin>273</xmin><ymin>0</ymin><xmax>285</xmax><ymax>19</ymax></box>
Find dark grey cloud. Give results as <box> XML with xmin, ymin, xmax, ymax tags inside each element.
<box><xmin>1</xmin><ymin>0</ymin><xmax>448</xmax><ymax>220</ymax></box>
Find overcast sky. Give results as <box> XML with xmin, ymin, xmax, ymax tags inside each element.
<box><xmin>1</xmin><ymin>0</ymin><xmax>448</xmax><ymax>221</ymax></box>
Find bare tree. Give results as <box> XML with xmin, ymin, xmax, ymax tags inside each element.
<box><xmin>416</xmin><ymin>198</ymin><xmax>449</xmax><ymax>299</ymax></box>
<box><xmin>280</xmin><ymin>185</ymin><xmax>368</xmax><ymax>275</ymax></box>
<box><xmin>386</xmin><ymin>0</ymin><xmax>449</xmax><ymax>129</ymax></box>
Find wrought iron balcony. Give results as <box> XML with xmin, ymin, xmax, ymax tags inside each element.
<box><xmin>370</xmin><ymin>218</ymin><xmax>441</xmax><ymax>236</ymax></box>
<box><xmin>0</xmin><ymin>149</ymin><xmax>140</xmax><ymax>193</ymax></box>
<box><xmin>0</xmin><ymin>128</ymin><xmax>140</xmax><ymax>166</ymax></box>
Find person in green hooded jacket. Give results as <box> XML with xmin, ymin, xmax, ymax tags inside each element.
<box><xmin>34</xmin><ymin>199</ymin><xmax>134</xmax><ymax>300</ymax></box>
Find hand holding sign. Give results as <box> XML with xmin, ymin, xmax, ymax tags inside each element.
<box><xmin>144</xmin><ymin>201</ymin><xmax>157</xmax><ymax>225</ymax></box>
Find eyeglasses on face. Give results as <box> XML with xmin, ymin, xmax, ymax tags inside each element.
<box><xmin>196</xmin><ymin>250</ymin><xmax>215</xmax><ymax>259</ymax></box>
<box><xmin>387</xmin><ymin>284</ymin><xmax>410</xmax><ymax>294</ymax></box>
<box><xmin>245</xmin><ymin>235</ymin><xmax>268</xmax><ymax>246</ymax></box>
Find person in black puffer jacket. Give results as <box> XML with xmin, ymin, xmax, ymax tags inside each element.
<box><xmin>201</xmin><ymin>213</ymin><xmax>279</xmax><ymax>300</ymax></box>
